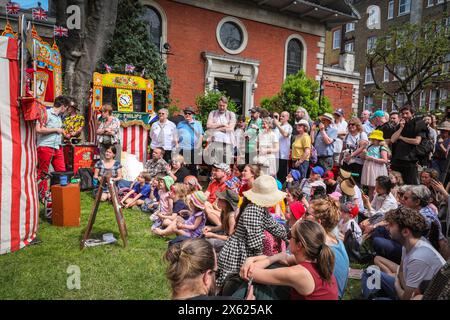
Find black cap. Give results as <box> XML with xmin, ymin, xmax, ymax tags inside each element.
<box><xmin>183</xmin><ymin>106</ymin><xmax>196</xmax><ymax>114</ymax></box>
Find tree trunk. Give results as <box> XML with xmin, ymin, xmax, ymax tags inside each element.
<box><xmin>55</xmin><ymin>0</ymin><xmax>119</xmax><ymax>114</ymax></box>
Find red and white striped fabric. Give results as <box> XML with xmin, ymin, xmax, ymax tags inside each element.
<box><xmin>0</xmin><ymin>36</ymin><xmax>39</xmax><ymax>255</ymax></box>
<box><xmin>120</xmin><ymin>126</ymin><xmax>149</xmax><ymax>163</ymax></box>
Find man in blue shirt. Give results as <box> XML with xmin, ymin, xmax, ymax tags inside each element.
<box><xmin>312</xmin><ymin>113</ymin><xmax>337</xmax><ymax>171</ymax></box>
<box><xmin>176</xmin><ymin>106</ymin><xmax>204</xmax><ymax>176</ymax></box>
<box><xmin>36</xmin><ymin>96</ymin><xmax>69</xmax><ymax>199</ymax></box>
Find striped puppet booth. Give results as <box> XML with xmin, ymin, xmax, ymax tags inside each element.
<box><xmin>0</xmin><ymin>34</ymin><xmax>39</xmax><ymax>255</ymax></box>
<box><xmin>90</xmin><ymin>72</ymin><xmax>156</xmax><ymax>165</ymax></box>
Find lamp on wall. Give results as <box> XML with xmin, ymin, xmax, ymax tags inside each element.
<box><xmin>161</xmin><ymin>42</ymin><xmax>174</xmax><ymax>55</ymax></box>
<box><xmin>230</xmin><ymin>65</ymin><xmax>244</xmax><ymax>81</ymax></box>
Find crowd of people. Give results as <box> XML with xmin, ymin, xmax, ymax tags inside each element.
<box><xmin>35</xmin><ymin>94</ymin><xmax>450</xmax><ymax>300</ymax></box>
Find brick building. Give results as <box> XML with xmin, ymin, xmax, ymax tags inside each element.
<box><xmin>326</xmin><ymin>0</ymin><xmax>450</xmax><ymax>115</ymax></box>
<box><xmin>137</xmin><ymin>0</ymin><xmax>357</xmax><ymax>115</ymax></box>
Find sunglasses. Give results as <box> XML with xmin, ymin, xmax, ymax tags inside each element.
<box><xmin>184</xmin><ymin>112</ymin><xmax>193</xmax><ymax>115</ymax></box>
<box><xmin>348</xmin><ymin>123</ymin><xmax>356</xmax><ymax>126</ymax></box>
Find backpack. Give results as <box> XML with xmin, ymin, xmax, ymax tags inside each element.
<box><xmin>77</xmin><ymin>168</ymin><xmax>94</xmax><ymax>191</ymax></box>
<box><xmin>413</xmin><ymin>121</ymin><xmax>434</xmax><ymax>161</ymax></box>
<box><xmin>343</xmin><ymin>221</ymin><xmax>362</xmax><ymax>264</ymax></box>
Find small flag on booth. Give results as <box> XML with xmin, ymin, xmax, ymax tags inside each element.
<box><xmin>140</xmin><ymin>68</ymin><xmax>146</xmax><ymax>77</ymax></box>
<box><xmin>54</xmin><ymin>25</ymin><xmax>69</xmax><ymax>37</ymax></box>
<box><xmin>6</xmin><ymin>2</ymin><xmax>21</xmax><ymax>15</ymax></box>
<box><xmin>32</xmin><ymin>7</ymin><xmax>48</xmax><ymax>21</ymax></box>
<box><xmin>105</xmin><ymin>64</ymin><xmax>112</xmax><ymax>73</ymax></box>
<box><xmin>125</xmin><ymin>64</ymin><xmax>135</xmax><ymax>73</ymax></box>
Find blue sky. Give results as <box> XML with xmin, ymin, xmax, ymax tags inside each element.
<box><xmin>16</xmin><ymin>1</ymin><xmax>49</xmax><ymax>11</ymax></box>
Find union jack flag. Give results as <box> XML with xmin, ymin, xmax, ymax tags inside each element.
<box><xmin>104</xmin><ymin>64</ymin><xmax>112</xmax><ymax>73</ymax></box>
<box><xmin>32</xmin><ymin>8</ymin><xmax>48</xmax><ymax>21</ymax></box>
<box><xmin>5</xmin><ymin>2</ymin><xmax>20</xmax><ymax>15</ymax></box>
<box><xmin>125</xmin><ymin>64</ymin><xmax>135</xmax><ymax>73</ymax></box>
<box><xmin>53</xmin><ymin>25</ymin><xmax>69</xmax><ymax>37</ymax></box>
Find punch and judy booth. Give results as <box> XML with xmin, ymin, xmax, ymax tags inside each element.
<box><xmin>0</xmin><ymin>31</ymin><xmax>39</xmax><ymax>254</ymax></box>
<box><xmin>91</xmin><ymin>72</ymin><xmax>155</xmax><ymax>163</ymax></box>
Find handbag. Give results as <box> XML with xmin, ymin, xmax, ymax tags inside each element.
<box><xmin>344</xmin><ymin>221</ymin><xmax>363</xmax><ymax>264</ymax></box>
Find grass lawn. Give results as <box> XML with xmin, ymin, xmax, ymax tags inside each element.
<box><xmin>0</xmin><ymin>192</ymin><xmax>171</xmax><ymax>300</ymax></box>
<box><xmin>0</xmin><ymin>191</ymin><xmax>363</xmax><ymax>300</ymax></box>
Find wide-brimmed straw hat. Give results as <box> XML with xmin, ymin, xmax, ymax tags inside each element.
<box><xmin>319</xmin><ymin>113</ymin><xmax>334</xmax><ymax>123</ymax></box>
<box><xmin>437</xmin><ymin>121</ymin><xmax>450</xmax><ymax>131</ymax></box>
<box><xmin>340</xmin><ymin>179</ymin><xmax>356</xmax><ymax>197</ymax></box>
<box><xmin>368</xmin><ymin>130</ymin><xmax>384</xmax><ymax>141</ymax></box>
<box><xmin>243</xmin><ymin>175</ymin><xmax>287</xmax><ymax>208</ymax></box>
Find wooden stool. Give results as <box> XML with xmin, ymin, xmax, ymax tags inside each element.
<box><xmin>51</xmin><ymin>183</ymin><xmax>81</xmax><ymax>227</ymax></box>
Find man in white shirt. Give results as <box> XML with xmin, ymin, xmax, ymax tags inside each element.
<box><xmin>149</xmin><ymin>108</ymin><xmax>178</xmax><ymax>162</ymax></box>
<box><xmin>273</xmin><ymin>111</ymin><xmax>292</xmax><ymax>182</ymax></box>
<box><xmin>206</xmin><ymin>96</ymin><xmax>236</xmax><ymax>165</ymax></box>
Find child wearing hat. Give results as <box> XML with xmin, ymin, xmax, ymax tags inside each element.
<box><xmin>153</xmin><ymin>190</ymin><xmax>206</xmax><ymax>238</ymax></box>
<box><xmin>150</xmin><ymin>176</ymin><xmax>175</xmax><ymax>225</ymax></box>
<box><xmin>361</xmin><ymin>130</ymin><xmax>389</xmax><ymax>198</ymax></box>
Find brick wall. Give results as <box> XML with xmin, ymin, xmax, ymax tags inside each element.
<box><xmin>323</xmin><ymin>80</ymin><xmax>354</xmax><ymax>117</ymax></box>
<box><xmin>156</xmin><ymin>0</ymin><xmax>321</xmax><ymax>111</ymax></box>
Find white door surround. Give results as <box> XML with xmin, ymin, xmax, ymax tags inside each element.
<box><xmin>202</xmin><ymin>52</ymin><xmax>260</xmax><ymax>115</ymax></box>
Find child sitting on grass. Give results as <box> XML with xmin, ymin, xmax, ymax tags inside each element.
<box><xmin>120</xmin><ymin>172</ymin><xmax>151</xmax><ymax>209</ymax></box>
<box><xmin>151</xmin><ymin>183</ymin><xmax>189</xmax><ymax>231</ymax></box>
<box><xmin>150</xmin><ymin>175</ymin><xmax>175</xmax><ymax>226</ymax></box>
<box><xmin>152</xmin><ymin>191</ymin><xmax>207</xmax><ymax>238</ymax></box>
<box><xmin>338</xmin><ymin>203</ymin><xmax>362</xmax><ymax>245</ymax></box>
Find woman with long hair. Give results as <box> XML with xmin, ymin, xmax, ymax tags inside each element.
<box><xmin>240</xmin><ymin>219</ymin><xmax>338</xmax><ymax>300</ymax></box>
<box><xmin>305</xmin><ymin>197</ymin><xmax>350</xmax><ymax>299</ymax></box>
<box><xmin>340</xmin><ymin>117</ymin><xmax>368</xmax><ymax>184</ymax></box>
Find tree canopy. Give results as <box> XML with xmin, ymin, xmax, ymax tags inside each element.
<box><xmin>99</xmin><ymin>0</ymin><xmax>171</xmax><ymax>109</ymax></box>
<box><xmin>260</xmin><ymin>70</ymin><xmax>332</xmax><ymax>120</ymax></box>
<box><xmin>367</xmin><ymin>18</ymin><xmax>450</xmax><ymax>111</ymax></box>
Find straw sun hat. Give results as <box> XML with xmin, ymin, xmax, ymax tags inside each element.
<box><xmin>243</xmin><ymin>175</ymin><xmax>287</xmax><ymax>208</ymax></box>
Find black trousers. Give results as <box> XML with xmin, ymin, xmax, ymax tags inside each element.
<box><xmin>277</xmin><ymin>159</ymin><xmax>289</xmax><ymax>182</ymax></box>
<box><xmin>391</xmin><ymin>160</ymin><xmax>419</xmax><ymax>185</ymax></box>
<box><xmin>180</xmin><ymin>149</ymin><xmax>198</xmax><ymax>177</ymax></box>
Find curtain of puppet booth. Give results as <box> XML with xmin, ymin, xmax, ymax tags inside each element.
<box><xmin>119</xmin><ymin>125</ymin><xmax>149</xmax><ymax>164</ymax></box>
<box><xmin>0</xmin><ymin>36</ymin><xmax>39</xmax><ymax>255</ymax></box>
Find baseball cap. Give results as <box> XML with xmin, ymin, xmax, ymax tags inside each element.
<box><xmin>311</xmin><ymin>166</ymin><xmax>325</xmax><ymax>177</ymax></box>
<box><xmin>370</xmin><ymin>110</ymin><xmax>385</xmax><ymax>119</ymax></box>
<box><xmin>213</xmin><ymin>163</ymin><xmax>231</xmax><ymax>175</ymax></box>
<box><xmin>289</xmin><ymin>169</ymin><xmax>301</xmax><ymax>182</ymax></box>
<box><xmin>249</xmin><ymin>107</ymin><xmax>262</xmax><ymax>113</ymax></box>
<box><xmin>334</xmin><ymin>108</ymin><xmax>344</xmax><ymax>117</ymax></box>
<box><xmin>323</xmin><ymin>171</ymin><xmax>334</xmax><ymax>181</ymax></box>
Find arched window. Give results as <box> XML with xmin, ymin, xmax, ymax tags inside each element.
<box><xmin>286</xmin><ymin>38</ymin><xmax>303</xmax><ymax>76</ymax></box>
<box><xmin>141</xmin><ymin>6</ymin><xmax>162</xmax><ymax>51</ymax></box>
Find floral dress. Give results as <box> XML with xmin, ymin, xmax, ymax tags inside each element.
<box><xmin>217</xmin><ymin>203</ymin><xmax>287</xmax><ymax>287</ymax></box>
<box><xmin>63</xmin><ymin>114</ymin><xmax>85</xmax><ymax>137</ymax></box>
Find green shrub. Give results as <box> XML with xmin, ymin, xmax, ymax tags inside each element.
<box><xmin>195</xmin><ymin>90</ymin><xmax>237</xmax><ymax>128</ymax></box>
<box><xmin>260</xmin><ymin>70</ymin><xmax>332</xmax><ymax>120</ymax></box>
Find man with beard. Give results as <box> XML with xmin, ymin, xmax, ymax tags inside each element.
<box><xmin>244</xmin><ymin>107</ymin><xmax>263</xmax><ymax>164</ymax></box>
<box><xmin>391</xmin><ymin>106</ymin><xmax>428</xmax><ymax>185</ymax></box>
<box><xmin>377</xmin><ymin>110</ymin><xmax>400</xmax><ymax>147</ymax></box>
<box><xmin>164</xmin><ymin>239</ymin><xmax>250</xmax><ymax>299</ymax></box>
<box><xmin>204</xmin><ymin>163</ymin><xmax>230</xmax><ymax>226</ymax></box>
<box><xmin>206</xmin><ymin>96</ymin><xmax>236</xmax><ymax>165</ymax></box>
<box><xmin>361</xmin><ymin>207</ymin><xmax>445</xmax><ymax>300</ymax></box>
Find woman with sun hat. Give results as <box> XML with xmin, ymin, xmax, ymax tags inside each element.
<box><xmin>216</xmin><ymin>175</ymin><xmax>288</xmax><ymax>288</ymax></box>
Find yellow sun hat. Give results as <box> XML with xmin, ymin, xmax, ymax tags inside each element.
<box><xmin>368</xmin><ymin>130</ymin><xmax>384</xmax><ymax>141</ymax></box>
